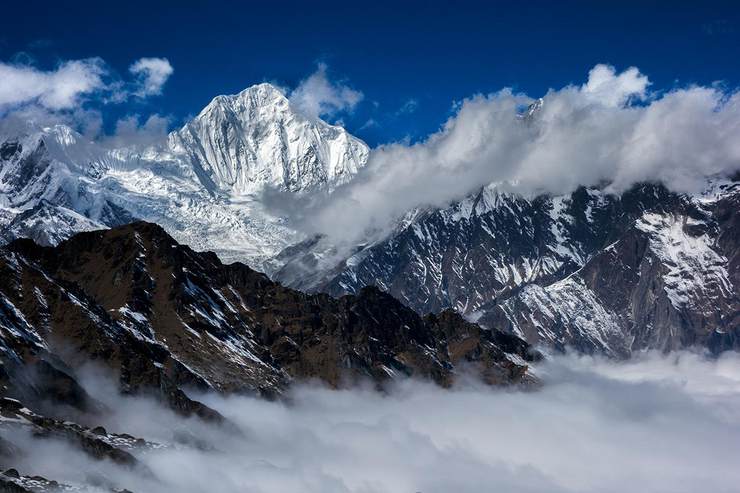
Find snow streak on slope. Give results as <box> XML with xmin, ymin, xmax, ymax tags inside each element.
<box><xmin>485</xmin><ymin>180</ymin><xmax>740</xmax><ymax>355</ymax></box>
<box><xmin>497</xmin><ymin>279</ymin><xmax>626</xmax><ymax>355</ymax></box>
<box><xmin>635</xmin><ymin>212</ymin><xmax>731</xmax><ymax>309</ymax></box>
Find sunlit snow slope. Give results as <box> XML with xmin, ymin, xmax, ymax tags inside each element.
<box><xmin>0</xmin><ymin>83</ymin><xmax>369</xmax><ymax>269</ymax></box>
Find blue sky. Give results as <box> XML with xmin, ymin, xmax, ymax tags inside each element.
<box><xmin>2</xmin><ymin>0</ymin><xmax>739</xmax><ymax>146</ymax></box>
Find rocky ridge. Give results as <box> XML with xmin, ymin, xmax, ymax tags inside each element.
<box><xmin>275</xmin><ymin>179</ymin><xmax>740</xmax><ymax>356</ymax></box>
<box><xmin>0</xmin><ymin>222</ymin><xmax>537</xmax><ymax>490</ymax></box>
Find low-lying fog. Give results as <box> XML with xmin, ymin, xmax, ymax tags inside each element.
<box><xmin>11</xmin><ymin>351</ymin><xmax>740</xmax><ymax>493</ymax></box>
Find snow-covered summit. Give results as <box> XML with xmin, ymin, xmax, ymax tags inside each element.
<box><xmin>0</xmin><ymin>82</ymin><xmax>370</xmax><ymax>269</ymax></box>
<box><xmin>169</xmin><ymin>82</ymin><xmax>369</xmax><ymax>195</ymax></box>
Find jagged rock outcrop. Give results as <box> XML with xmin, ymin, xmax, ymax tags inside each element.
<box><xmin>0</xmin><ymin>222</ymin><xmax>537</xmax><ymax>491</ymax></box>
<box><xmin>0</xmin><ymin>222</ymin><xmax>536</xmax><ymax>410</ymax></box>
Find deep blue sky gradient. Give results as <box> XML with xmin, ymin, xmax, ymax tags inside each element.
<box><xmin>2</xmin><ymin>0</ymin><xmax>739</xmax><ymax>146</ymax></box>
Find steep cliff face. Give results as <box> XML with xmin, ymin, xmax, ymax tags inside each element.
<box><xmin>480</xmin><ymin>181</ymin><xmax>740</xmax><ymax>355</ymax></box>
<box><xmin>275</xmin><ymin>180</ymin><xmax>740</xmax><ymax>356</ymax></box>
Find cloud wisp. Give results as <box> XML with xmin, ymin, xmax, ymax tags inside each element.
<box><xmin>396</xmin><ymin>97</ymin><xmax>419</xmax><ymax>115</ymax></box>
<box><xmin>289</xmin><ymin>63</ymin><xmax>363</xmax><ymax>120</ymax></box>
<box><xmin>276</xmin><ymin>64</ymin><xmax>740</xmax><ymax>245</ymax></box>
<box><xmin>129</xmin><ymin>57</ymin><xmax>174</xmax><ymax>97</ymax></box>
<box><xmin>7</xmin><ymin>351</ymin><xmax>740</xmax><ymax>493</ymax></box>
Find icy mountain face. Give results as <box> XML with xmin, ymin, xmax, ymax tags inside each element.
<box><xmin>273</xmin><ymin>180</ymin><xmax>740</xmax><ymax>356</ymax></box>
<box><xmin>0</xmin><ymin>126</ymin><xmax>130</xmax><ymax>229</ymax></box>
<box><xmin>0</xmin><ymin>201</ymin><xmax>106</xmax><ymax>246</ymax></box>
<box><xmin>481</xmin><ymin>181</ymin><xmax>740</xmax><ymax>356</ymax></box>
<box><xmin>0</xmin><ymin>83</ymin><xmax>369</xmax><ymax>269</ymax></box>
<box><xmin>274</xmin><ymin>184</ymin><xmax>653</xmax><ymax>313</ymax></box>
<box><xmin>169</xmin><ymin>83</ymin><xmax>369</xmax><ymax>195</ymax></box>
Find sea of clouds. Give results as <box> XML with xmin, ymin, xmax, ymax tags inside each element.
<box><xmin>7</xmin><ymin>350</ymin><xmax>740</xmax><ymax>493</ymax></box>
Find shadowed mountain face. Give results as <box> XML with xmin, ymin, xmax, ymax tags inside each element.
<box><xmin>0</xmin><ymin>222</ymin><xmax>537</xmax><ymax>488</ymax></box>
<box><xmin>275</xmin><ymin>180</ymin><xmax>740</xmax><ymax>357</ymax></box>
<box><xmin>0</xmin><ymin>222</ymin><xmax>536</xmax><ymax>412</ymax></box>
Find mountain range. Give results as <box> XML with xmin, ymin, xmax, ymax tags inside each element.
<box><xmin>1</xmin><ymin>83</ymin><xmax>738</xmax><ymax>360</ymax></box>
<box><xmin>276</xmin><ymin>179</ymin><xmax>740</xmax><ymax>356</ymax></box>
<box><xmin>1</xmin><ymin>80</ymin><xmax>739</xmax><ymax>491</ymax></box>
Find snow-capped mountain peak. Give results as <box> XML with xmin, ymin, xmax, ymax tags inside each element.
<box><xmin>169</xmin><ymin>82</ymin><xmax>369</xmax><ymax>196</ymax></box>
<box><xmin>520</xmin><ymin>97</ymin><xmax>544</xmax><ymax>120</ymax></box>
<box><xmin>0</xmin><ymin>81</ymin><xmax>371</xmax><ymax>270</ymax></box>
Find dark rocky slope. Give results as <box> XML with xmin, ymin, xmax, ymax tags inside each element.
<box><xmin>275</xmin><ymin>180</ymin><xmax>740</xmax><ymax>356</ymax></box>
<box><xmin>0</xmin><ymin>222</ymin><xmax>537</xmax><ymax>489</ymax></box>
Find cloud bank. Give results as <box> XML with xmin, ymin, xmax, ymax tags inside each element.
<box><xmin>7</xmin><ymin>351</ymin><xmax>740</xmax><ymax>493</ymax></box>
<box><xmin>281</xmin><ymin>64</ymin><xmax>740</xmax><ymax>244</ymax></box>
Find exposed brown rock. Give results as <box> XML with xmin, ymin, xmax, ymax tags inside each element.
<box><xmin>0</xmin><ymin>222</ymin><xmax>537</xmax><ymax>422</ymax></box>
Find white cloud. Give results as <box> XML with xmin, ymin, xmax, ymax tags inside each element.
<box><xmin>359</xmin><ymin>118</ymin><xmax>379</xmax><ymax>130</ymax></box>
<box><xmin>0</xmin><ymin>56</ymin><xmax>175</xmax><ymax>143</ymax></box>
<box><xmin>581</xmin><ymin>63</ymin><xmax>650</xmax><ymax>107</ymax></box>
<box><xmin>0</xmin><ymin>58</ymin><xmax>107</xmax><ymax>111</ymax></box>
<box><xmin>129</xmin><ymin>57</ymin><xmax>174</xmax><ymax>97</ymax></box>
<box><xmin>102</xmin><ymin>113</ymin><xmax>170</xmax><ymax>148</ymax></box>
<box><xmin>286</xmin><ymin>64</ymin><xmax>740</xmax><ymax>245</ymax></box>
<box><xmin>0</xmin><ymin>56</ymin><xmax>174</xmax><ymax>116</ymax></box>
<box><xmin>9</xmin><ymin>351</ymin><xmax>740</xmax><ymax>492</ymax></box>
<box><xmin>290</xmin><ymin>63</ymin><xmax>363</xmax><ymax>120</ymax></box>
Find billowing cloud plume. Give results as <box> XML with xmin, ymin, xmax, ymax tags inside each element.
<box><xmin>581</xmin><ymin>64</ymin><xmax>650</xmax><ymax>106</ymax></box>
<box><xmin>129</xmin><ymin>57</ymin><xmax>174</xmax><ymax>97</ymax></box>
<box><xmin>282</xmin><ymin>64</ymin><xmax>740</xmax><ymax>244</ymax></box>
<box><xmin>0</xmin><ymin>58</ymin><xmax>107</xmax><ymax>111</ymax></box>
<box><xmin>7</xmin><ymin>351</ymin><xmax>740</xmax><ymax>492</ymax></box>
<box><xmin>290</xmin><ymin>63</ymin><xmax>363</xmax><ymax>120</ymax></box>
